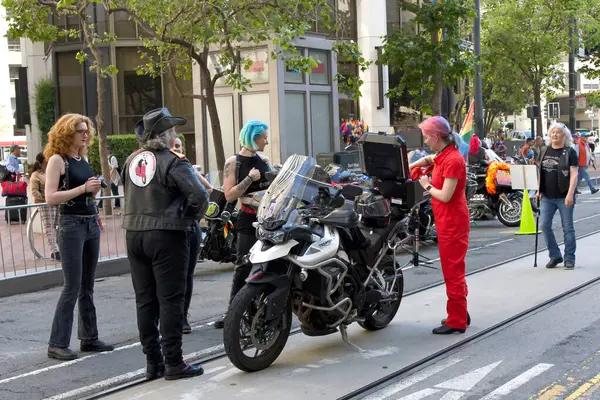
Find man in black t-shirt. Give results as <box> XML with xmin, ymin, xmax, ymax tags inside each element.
<box><xmin>536</xmin><ymin>123</ymin><xmax>579</xmax><ymax>269</ymax></box>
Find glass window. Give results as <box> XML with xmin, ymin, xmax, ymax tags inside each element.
<box><xmin>240</xmin><ymin>48</ymin><xmax>269</xmax><ymax>84</ymax></box>
<box><xmin>337</xmin><ymin>0</ymin><xmax>357</xmax><ymax>40</ymax></box>
<box><xmin>309</xmin><ymin>50</ymin><xmax>330</xmax><ymax>85</ymax></box>
<box><xmin>116</xmin><ymin>47</ymin><xmax>162</xmax><ymax>133</ymax></box>
<box><xmin>284</xmin><ymin>49</ymin><xmax>305</xmax><ymax>84</ymax></box>
<box><xmin>56</xmin><ymin>51</ymin><xmax>84</xmax><ymax>115</ymax></box>
<box><xmin>114</xmin><ymin>11</ymin><xmax>137</xmax><ymax>38</ymax></box>
<box><xmin>207</xmin><ymin>52</ymin><xmax>232</xmax><ymax>87</ymax></box>
<box><xmin>241</xmin><ymin>92</ymin><xmax>272</xmax><ymax>162</ymax></box>
<box><xmin>310</xmin><ymin>94</ymin><xmax>332</xmax><ymax>155</ymax></box>
<box><xmin>66</xmin><ymin>15</ymin><xmax>81</xmax><ymax>42</ymax></box>
<box><xmin>162</xmin><ymin>71</ymin><xmax>195</xmax><ymax>134</ymax></box>
<box><xmin>284</xmin><ymin>92</ymin><xmax>307</xmax><ymax>157</ymax></box>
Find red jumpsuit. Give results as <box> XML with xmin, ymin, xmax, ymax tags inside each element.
<box><xmin>430</xmin><ymin>146</ymin><xmax>470</xmax><ymax>330</ymax></box>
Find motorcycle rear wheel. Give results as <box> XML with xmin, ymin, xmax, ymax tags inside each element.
<box><xmin>359</xmin><ymin>256</ymin><xmax>404</xmax><ymax>331</ymax></box>
<box><xmin>223</xmin><ymin>283</ymin><xmax>292</xmax><ymax>372</ymax></box>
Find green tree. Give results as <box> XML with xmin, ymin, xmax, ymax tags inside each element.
<box><xmin>111</xmin><ymin>0</ymin><xmax>368</xmax><ymax>175</ymax></box>
<box><xmin>482</xmin><ymin>0</ymin><xmax>600</xmax><ymax>127</ymax></box>
<box><xmin>381</xmin><ymin>0</ymin><xmax>475</xmax><ymax>116</ymax></box>
<box><xmin>3</xmin><ymin>0</ymin><xmax>118</xmax><ymax>212</ymax></box>
<box><xmin>33</xmin><ymin>78</ymin><xmax>55</xmax><ymax>147</ymax></box>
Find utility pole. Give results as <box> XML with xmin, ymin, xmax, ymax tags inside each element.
<box><xmin>473</xmin><ymin>0</ymin><xmax>485</xmax><ymax>139</ymax></box>
<box><xmin>568</xmin><ymin>18</ymin><xmax>577</xmax><ymax>133</ymax></box>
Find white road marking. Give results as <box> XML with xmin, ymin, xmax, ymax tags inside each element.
<box><xmin>306</xmin><ymin>364</ymin><xmax>321</xmax><ymax>368</ymax></box>
<box><xmin>293</xmin><ymin>368</ymin><xmax>311</xmax><ymax>374</ymax></box>
<box><xmin>574</xmin><ymin>213</ymin><xmax>600</xmax><ymax>223</ymax></box>
<box><xmin>435</xmin><ymin>361</ymin><xmax>502</xmax><ymax>391</ymax></box>
<box><xmin>203</xmin><ymin>366</ymin><xmax>227</xmax><ymax>375</ymax></box>
<box><xmin>0</xmin><ymin>324</ymin><xmax>206</xmax><ymax>386</ymax></box>
<box><xmin>479</xmin><ymin>363</ymin><xmax>554</xmax><ymax>400</ymax></box>
<box><xmin>42</xmin><ymin>344</ymin><xmax>224</xmax><ymax>400</ymax></box>
<box><xmin>362</xmin><ymin>357</ymin><xmax>463</xmax><ymax>400</ymax></box>
<box><xmin>361</xmin><ymin>346</ymin><xmax>399</xmax><ymax>359</ymax></box>
<box><xmin>440</xmin><ymin>391</ymin><xmax>466</xmax><ymax>400</ymax></box>
<box><xmin>209</xmin><ymin>367</ymin><xmax>239</xmax><ymax>382</ymax></box>
<box><xmin>396</xmin><ymin>388</ymin><xmax>441</xmax><ymax>400</ymax></box>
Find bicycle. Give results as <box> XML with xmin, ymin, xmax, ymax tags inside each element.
<box><xmin>27</xmin><ymin>207</ymin><xmax>58</xmax><ymax>260</ymax></box>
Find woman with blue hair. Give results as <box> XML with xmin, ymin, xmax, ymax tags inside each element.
<box><xmin>215</xmin><ymin>120</ymin><xmax>271</xmax><ymax>329</ymax></box>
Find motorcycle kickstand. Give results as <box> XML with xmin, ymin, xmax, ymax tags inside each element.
<box><xmin>339</xmin><ymin>324</ymin><xmax>364</xmax><ymax>353</ymax></box>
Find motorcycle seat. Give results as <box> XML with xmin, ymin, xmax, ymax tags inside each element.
<box><xmin>320</xmin><ymin>209</ymin><xmax>359</xmax><ymax>229</ymax></box>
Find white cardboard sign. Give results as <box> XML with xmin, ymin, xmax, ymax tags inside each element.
<box><xmin>510</xmin><ymin>164</ymin><xmax>538</xmax><ymax>190</ymax></box>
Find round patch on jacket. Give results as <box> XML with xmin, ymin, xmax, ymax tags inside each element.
<box><xmin>129</xmin><ymin>151</ymin><xmax>157</xmax><ymax>187</ymax></box>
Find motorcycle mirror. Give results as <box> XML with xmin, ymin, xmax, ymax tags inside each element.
<box><xmin>341</xmin><ymin>184</ymin><xmax>363</xmax><ymax>198</ymax></box>
<box><xmin>330</xmin><ymin>196</ymin><xmax>346</xmax><ymax>209</ymax></box>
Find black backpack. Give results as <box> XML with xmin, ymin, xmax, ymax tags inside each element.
<box><xmin>0</xmin><ymin>163</ymin><xmax>12</xmax><ymax>182</ymax></box>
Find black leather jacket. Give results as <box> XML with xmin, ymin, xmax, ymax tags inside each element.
<box><xmin>537</xmin><ymin>145</ymin><xmax>574</xmax><ymax>195</ymax></box>
<box><xmin>122</xmin><ymin>147</ymin><xmax>208</xmax><ymax>232</ymax></box>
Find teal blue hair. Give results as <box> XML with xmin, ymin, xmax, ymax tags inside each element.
<box><xmin>239</xmin><ymin>120</ymin><xmax>269</xmax><ymax>151</ymax></box>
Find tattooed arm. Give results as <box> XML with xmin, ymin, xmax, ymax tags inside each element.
<box><xmin>223</xmin><ymin>155</ymin><xmax>257</xmax><ymax>203</ymax></box>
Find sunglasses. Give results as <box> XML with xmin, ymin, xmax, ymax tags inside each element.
<box><xmin>76</xmin><ymin>129</ymin><xmax>89</xmax><ymax>135</ymax></box>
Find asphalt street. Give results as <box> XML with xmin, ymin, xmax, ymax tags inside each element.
<box><xmin>0</xmin><ymin>189</ymin><xmax>600</xmax><ymax>400</ymax></box>
<box><xmin>361</xmin><ymin>277</ymin><xmax>600</xmax><ymax>400</ymax></box>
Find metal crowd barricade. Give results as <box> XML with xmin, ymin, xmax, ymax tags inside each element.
<box><xmin>0</xmin><ymin>195</ymin><xmax>126</xmax><ymax>279</ymax></box>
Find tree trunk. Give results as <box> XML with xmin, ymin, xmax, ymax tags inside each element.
<box><xmin>202</xmin><ymin>71</ymin><xmax>226</xmax><ymax>183</ymax></box>
<box><xmin>91</xmin><ymin>45</ymin><xmax>113</xmax><ymax>216</ymax></box>
<box><xmin>431</xmin><ymin>30</ymin><xmax>444</xmax><ymax>115</ymax></box>
<box><xmin>533</xmin><ymin>83</ymin><xmax>542</xmax><ymax>137</ymax></box>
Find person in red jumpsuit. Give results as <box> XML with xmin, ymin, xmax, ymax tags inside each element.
<box><xmin>409</xmin><ymin>116</ymin><xmax>471</xmax><ymax>335</ymax></box>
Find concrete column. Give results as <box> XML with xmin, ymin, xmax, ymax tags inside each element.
<box><xmin>356</xmin><ymin>0</ymin><xmax>390</xmax><ymax>132</ymax></box>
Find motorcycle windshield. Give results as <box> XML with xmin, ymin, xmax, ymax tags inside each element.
<box><xmin>256</xmin><ymin>154</ymin><xmax>323</xmax><ymax>230</ymax></box>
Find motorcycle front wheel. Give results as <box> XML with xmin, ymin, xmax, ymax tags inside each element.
<box><xmin>223</xmin><ymin>283</ymin><xmax>292</xmax><ymax>372</ymax></box>
<box><xmin>497</xmin><ymin>193</ymin><xmax>523</xmax><ymax>227</ymax></box>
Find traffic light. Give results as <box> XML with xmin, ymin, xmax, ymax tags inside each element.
<box><xmin>527</xmin><ymin>105</ymin><xmax>540</xmax><ymax>119</ymax></box>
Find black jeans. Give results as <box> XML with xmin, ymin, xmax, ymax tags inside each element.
<box><xmin>49</xmin><ymin>214</ymin><xmax>101</xmax><ymax>348</ymax></box>
<box><xmin>184</xmin><ymin>221</ymin><xmax>202</xmax><ymax>317</ymax></box>
<box><xmin>228</xmin><ymin>231</ymin><xmax>256</xmax><ymax>303</ymax></box>
<box><xmin>126</xmin><ymin>229</ymin><xmax>189</xmax><ymax>366</ymax></box>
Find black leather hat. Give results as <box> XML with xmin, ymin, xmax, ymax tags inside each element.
<box><xmin>134</xmin><ymin>107</ymin><xmax>187</xmax><ymax>142</ymax></box>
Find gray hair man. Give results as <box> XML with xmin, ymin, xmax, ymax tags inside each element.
<box><xmin>536</xmin><ymin>122</ymin><xmax>579</xmax><ymax>269</ymax></box>
<box><xmin>122</xmin><ymin>108</ymin><xmax>209</xmax><ymax>380</ymax></box>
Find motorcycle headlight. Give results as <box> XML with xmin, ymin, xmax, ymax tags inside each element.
<box><xmin>257</xmin><ymin>226</ymin><xmax>287</xmax><ymax>244</ymax></box>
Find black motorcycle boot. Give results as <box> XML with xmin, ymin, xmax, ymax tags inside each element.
<box><xmin>441</xmin><ymin>312</ymin><xmax>471</xmax><ymax>326</ymax></box>
<box><xmin>165</xmin><ymin>361</ymin><xmax>204</xmax><ymax>380</ymax></box>
<box><xmin>48</xmin><ymin>346</ymin><xmax>78</xmax><ymax>361</ymax></box>
<box><xmin>546</xmin><ymin>258</ymin><xmax>563</xmax><ymax>269</ymax></box>
<box><xmin>146</xmin><ymin>362</ymin><xmax>165</xmax><ymax>380</ymax></box>
<box><xmin>80</xmin><ymin>339</ymin><xmax>114</xmax><ymax>352</ymax></box>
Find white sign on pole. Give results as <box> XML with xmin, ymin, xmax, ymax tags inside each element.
<box><xmin>510</xmin><ymin>165</ymin><xmax>538</xmax><ymax>191</ymax></box>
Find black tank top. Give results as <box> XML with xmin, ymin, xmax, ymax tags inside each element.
<box><xmin>58</xmin><ymin>156</ymin><xmax>97</xmax><ymax>215</ymax></box>
<box><xmin>236</xmin><ymin>154</ymin><xmax>269</xmax><ymax>195</ymax></box>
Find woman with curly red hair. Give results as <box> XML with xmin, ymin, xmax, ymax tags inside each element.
<box><xmin>44</xmin><ymin>113</ymin><xmax>114</xmax><ymax>360</ymax></box>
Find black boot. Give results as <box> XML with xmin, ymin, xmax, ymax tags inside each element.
<box><xmin>441</xmin><ymin>312</ymin><xmax>471</xmax><ymax>326</ymax></box>
<box><xmin>432</xmin><ymin>325</ymin><xmax>466</xmax><ymax>335</ymax></box>
<box><xmin>146</xmin><ymin>362</ymin><xmax>165</xmax><ymax>380</ymax></box>
<box><xmin>48</xmin><ymin>346</ymin><xmax>78</xmax><ymax>361</ymax></box>
<box><xmin>165</xmin><ymin>361</ymin><xmax>204</xmax><ymax>380</ymax></box>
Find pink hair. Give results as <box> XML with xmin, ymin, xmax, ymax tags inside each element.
<box><xmin>469</xmin><ymin>135</ymin><xmax>481</xmax><ymax>155</ymax></box>
<box><xmin>419</xmin><ymin>116</ymin><xmax>452</xmax><ymax>139</ymax></box>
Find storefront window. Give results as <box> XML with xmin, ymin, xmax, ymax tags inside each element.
<box><xmin>207</xmin><ymin>53</ymin><xmax>232</xmax><ymax>87</ymax></box>
<box><xmin>309</xmin><ymin>50</ymin><xmax>330</xmax><ymax>85</ymax></box>
<box><xmin>240</xmin><ymin>48</ymin><xmax>269</xmax><ymax>84</ymax></box>
<box><xmin>116</xmin><ymin>47</ymin><xmax>162</xmax><ymax>133</ymax></box>
<box><xmin>56</xmin><ymin>51</ymin><xmax>84</xmax><ymax>115</ymax></box>
<box><xmin>311</xmin><ymin>94</ymin><xmax>332</xmax><ymax>155</ymax></box>
<box><xmin>284</xmin><ymin>49</ymin><xmax>305</xmax><ymax>84</ymax></box>
<box><xmin>114</xmin><ymin>11</ymin><xmax>137</xmax><ymax>38</ymax></box>
<box><xmin>284</xmin><ymin>92</ymin><xmax>308</xmax><ymax>156</ymax></box>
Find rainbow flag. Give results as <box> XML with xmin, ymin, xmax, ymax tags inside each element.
<box><xmin>460</xmin><ymin>100</ymin><xmax>475</xmax><ymax>142</ymax></box>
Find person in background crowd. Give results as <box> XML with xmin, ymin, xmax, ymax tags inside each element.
<box><xmin>169</xmin><ymin>136</ymin><xmax>212</xmax><ymax>334</ymax></box>
<box><xmin>493</xmin><ymin>134</ymin><xmax>507</xmax><ymax>160</ymax></box>
<box><xmin>214</xmin><ymin>120</ymin><xmax>271</xmax><ymax>329</ymax></box>
<box><xmin>533</xmin><ymin>136</ymin><xmax>544</xmax><ymax>161</ymax></box>
<box><xmin>410</xmin><ymin>148</ymin><xmax>426</xmax><ymax>163</ymax></box>
<box><xmin>409</xmin><ymin>116</ymin><xmax>470</xmax><ymax>335</ymax></box>
<box><xmin>123</xmin><ymin>108</ymin><xmax>208</xmax><ymax>380</ymax></box>
<box><xmin>29</xmin><ymin>152</ymin><xmax>60</xmax><ymax>261</ymax></box>
<box><xmin>520</xmin><ymin>138</ymin><xmax>535</xmax><ymax>164</ymax></box>
<box><xmin>468</xmin><ymin>135</ymin><xmax>489</xmax><ymax>166</ymax></box>
<box><xmin>5</xmin><ymin>144</ymin><xmax>21</xmax><ymax>174</ymax></box>
<box><xmin>44</xmin><ymin>114</ymin><xmax>113</xmax><ymax>361</ymax></box>
<box><xmin>589</xmin><ymin>137</ymin><xmax>596</xmax><ymax>166</ymax></box>
<box><xmin>574</xmin><ymin>132</ymin><xmax>599</xmax><ymax>194</ymax></box>
<box><xmin>98</xmin><ymin>146</ymin><xmax>121</xmax><ymax>209</ymax></box>
<box><xmin>536</xmin><ymin>122</ymin><xmax>579</xmax><ymax>270</ymax></box>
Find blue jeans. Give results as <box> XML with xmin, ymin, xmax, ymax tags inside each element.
<box><xmin>578</xmin><ymin>167</ymin><xmax>596</xmax><ymax>190</ymax></box>
<box><xmin>49</xmin><ymin>214</ymin><xmax>101</xmax><ymax>348</ymax></box>
<box><xmin>540</xmin><ymin>197</ymin><xmax>576</xmax><ymax>262</ymax></box>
